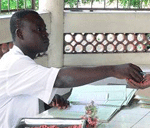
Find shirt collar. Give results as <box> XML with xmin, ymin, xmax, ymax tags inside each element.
<box><xmin>12</xmin><ymin>45</ymin><xmax>24</xmax><ymax>55</ymax></box>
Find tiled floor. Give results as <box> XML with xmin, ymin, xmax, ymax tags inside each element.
<box><xmin>99</xmin><ymin>101</ymin><xmax>150</xmax><ymax>128</ymax></box>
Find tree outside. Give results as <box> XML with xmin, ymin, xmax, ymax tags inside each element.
<box><xmin>1</xmin><ymin>0</ymin><xmax>150</xmax><ymax>11</ymax></box>
<box><xmin>64</xmin><ymin>0</ymin><xmax>150</xmax><ymax>8</ymax></box>
<box><xmin>1</xmin><ymin>0</ymin><xmax>39</xmax><ymax>10</ymax></box>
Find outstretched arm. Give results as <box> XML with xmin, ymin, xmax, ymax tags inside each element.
<box><xmin>54</xmin><ymin>63</ymin><xmax>143</xmax><ymax>88</ymax></box>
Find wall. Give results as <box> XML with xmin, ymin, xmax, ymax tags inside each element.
<box><xmin>64</xmin><ymin>11</ymin><xmax>150</xmax><ymax>66</ymax></box>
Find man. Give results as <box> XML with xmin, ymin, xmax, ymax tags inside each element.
<box><xmin>0</xmin><ymin>10</ymin><xmax>143</xmax><ymax>128</ymax></box>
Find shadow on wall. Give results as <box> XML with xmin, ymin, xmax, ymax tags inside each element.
<box><xmin>0</xmin><ymin>42</ymin><xmax>13</xmax><ymax>58</ymax></box>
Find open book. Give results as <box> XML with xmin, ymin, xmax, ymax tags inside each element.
<box><xmin>68</xmin><ymin>85</ymin><xmax>136</xmax><ymax>107</ymax></box>
<box><xmin>38</xmin><ymin>85</ymin><xmax>137</xmax><ymax>122</ymax></box>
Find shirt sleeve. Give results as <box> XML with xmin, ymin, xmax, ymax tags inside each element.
<box><xmin>6</xmin><ymin>57</ymin><xmax>60</xmax><ymax>104</ymax></box>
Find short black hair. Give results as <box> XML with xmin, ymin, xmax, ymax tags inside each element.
<box><xmin>10</xmin><ymin>10</ymin><xmax>39</xmax><ymax>41</ymax></box>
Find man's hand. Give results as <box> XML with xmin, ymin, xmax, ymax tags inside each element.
<box><xmin>49</xmin><ymin>94</ymin><xmax>70</xmax><ymax>109</ymax></box>
<box><xmin>114</xmin><ymin>63</ymin><xmax>143</xmax><ymax>83</ymax></box>
<box><xmin>127</xmin><ymin>74</ymin><xmax>150</xmax><ymax>89</ymax></box>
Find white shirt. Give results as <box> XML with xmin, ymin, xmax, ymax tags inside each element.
<box><xmin>0</xmin><ymin>45</ymin><xmax>70</xmax><ymax>128</ymax></box>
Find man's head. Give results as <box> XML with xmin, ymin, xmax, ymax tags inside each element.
<box><xmin>10</xmin><ymin>10</ymin><xmax>39</xmax><ymax>41</ymax></box>
<box><xmin>10</xmin><ymin>10</ymin><xmax>49</xmax><ymax>59</ymax></box>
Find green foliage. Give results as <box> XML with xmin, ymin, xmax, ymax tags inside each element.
<box><xmin>109</xmin><ymin>0</ymin><xmax>150</xmax><ymax>8</ymax></box>
<box><xmin>1</xmin><ymin>0</ymin><xmax>150</xmax><ymax>10</ymax></box>
<box><xmin>64</xmin><ymin>0</ymin><xmax>100</xmax><ymax>7</ymax></box>
<box><xmin>65</xmin><ymin>0</ymin><xmax>150</xmax><ymax>8</ymax></box>
<box><xmin>1</xmin><ymin>0</ymin><xmax>39</xmax><ymax>10</ymax></box>
<box><xmin>64</xmin><ymin>0</ymin><xmax>78</xmax><ymax>8</ymax></box>
<box><xmin>108</xmin><ymin>0</ymin><xmax>143</xmax><ymax>8</ymax></box>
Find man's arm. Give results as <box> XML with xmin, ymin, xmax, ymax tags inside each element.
<box><xmin>54</xmin><ymin>63</ymin><xmax>143</xmax><ymax>88</ymax></box>
<box><xmin>61</xmin><ymin>88</ymin><xmax>72</xmax><ymax>100</ymax></box>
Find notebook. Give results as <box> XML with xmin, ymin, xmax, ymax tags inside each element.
<box><xmin>39</xmin><ymin>84</ymin><xmax>137</xmax><ymax>122</ymax></box>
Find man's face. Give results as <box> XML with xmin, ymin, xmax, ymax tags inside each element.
<box><xmin>21</xmin><ymin>13</ymin><xmax>49</xmax><ymax>54</ymax></box>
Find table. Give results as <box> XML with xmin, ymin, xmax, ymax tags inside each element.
<box><xmin>37</xmin><ymin>99</ymin><xmax>150</xmax><ymax>128</ymax></box>
<box><xmin>99</xmin><ymin>100</ymin><xmax>150</xmax><ymax>128</ymax></box>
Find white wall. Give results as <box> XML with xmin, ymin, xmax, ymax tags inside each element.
<box><xmin>64</xmin><ymin>11</ymin><xmax>150</xmax><ymax>33</ymax></box>
<box><xmin>0</xmin><ymin>15</ymin><xmax>12</xmax><ymax>43</ymax></box>
<box><xmin>64</xmin><ymin>11</ymin><xmax>150</xmax><ymax>66</ymax></box>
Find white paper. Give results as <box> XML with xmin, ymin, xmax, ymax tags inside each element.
<box><xmin>38</xmin><ymin>84</ymin><xmax>137</xmax><ymax>123</ymax></box>
<box><xmin>38</xmin><ymin>104</ymin><xmax>120</xmax><ymax>122</ymax></box>
<box><xmin>68</xmin><ymin>85</ymin><xmax>127</xmax><ymax>106</ymax></box>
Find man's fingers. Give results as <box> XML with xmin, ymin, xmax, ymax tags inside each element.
<box><xmin>130</xmin><ymin>63</ymin><xmax>143</xmax><ymax>73</ymax></box>
<box><xmin>129</xmin><ymin>70</ymin><xmax>143</xmax><ymax>83</ymax></box>
<box><xmin>128</xmin><ymin>63</ymin><xmax>143</xmax><ymax>83</ymax></box>
<box><xmin>50</xmin><ymin>94</ymin><xmax>70</xmax><ymax>109</ymax></box>
<box><xmin>127</xmin><ymin>79</ymin><xmax>139</xmax><ymax>89</ymax></box>
<box><xmin>127</xmin><ymin>79</ymin><xmax>145</xmax><ymax>89</ymax></box>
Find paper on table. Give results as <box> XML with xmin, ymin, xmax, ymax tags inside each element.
<box><xmin>105</xmin><ymin>88</ymin><xmax>137</xmax><ymax>106</ymax></box>
<box><xmin>68</xmin><ymin>85</ymin><xmax>127</xmax><ymax>106</ymax></box>
<box><xmin>123</xmin><ymin>88</ymin><xmax>137</xmax><ymax>106</ymax></box>
<box><xmin>134</xmin><ymin>95</ymin><xmax>150</xmax><ymax>105</ymax></box>
<box><xmin>37</xmin><ymin>104</ymin><xmax>120</xmax><ymax>123</ymax></box>
<box><xmin>37</xmin><ymin>85</ymin><xmax>136</xmax><ymax>123</ymax></box>
<box><xmin>37</xmin><ymin>105</ymin><xmax>85</xmax><ymax>119</ymax></box>
<box><xmin>69</xmin><ymin>92</ymin><xmax>108</xmax><ymax>105</ymax></box>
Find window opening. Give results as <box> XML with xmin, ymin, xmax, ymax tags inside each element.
<box><xmin>64</xmin><ymin>0</ymin><xmax>150</xmax><ymax>11</ymax></box>
<box><xmin>64</xmin><ymin>33</ymin><xmax>150</xmax><ymax>54</ymax></box>
<box><xmin>0</xmin><ymin>0</ymin><xmax>39</xmax><ymax>14</ymax></box>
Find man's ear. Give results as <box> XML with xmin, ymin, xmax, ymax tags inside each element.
<box><xmin>15</xmin><ymin>29</ymin><xmax>24</xmax><ymax>40</ymax></box>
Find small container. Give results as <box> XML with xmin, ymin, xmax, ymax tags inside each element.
<box><xmin>15</xmin><ymin>118</ymin><xmax>86</xmax><ymax>128</ymax></box>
